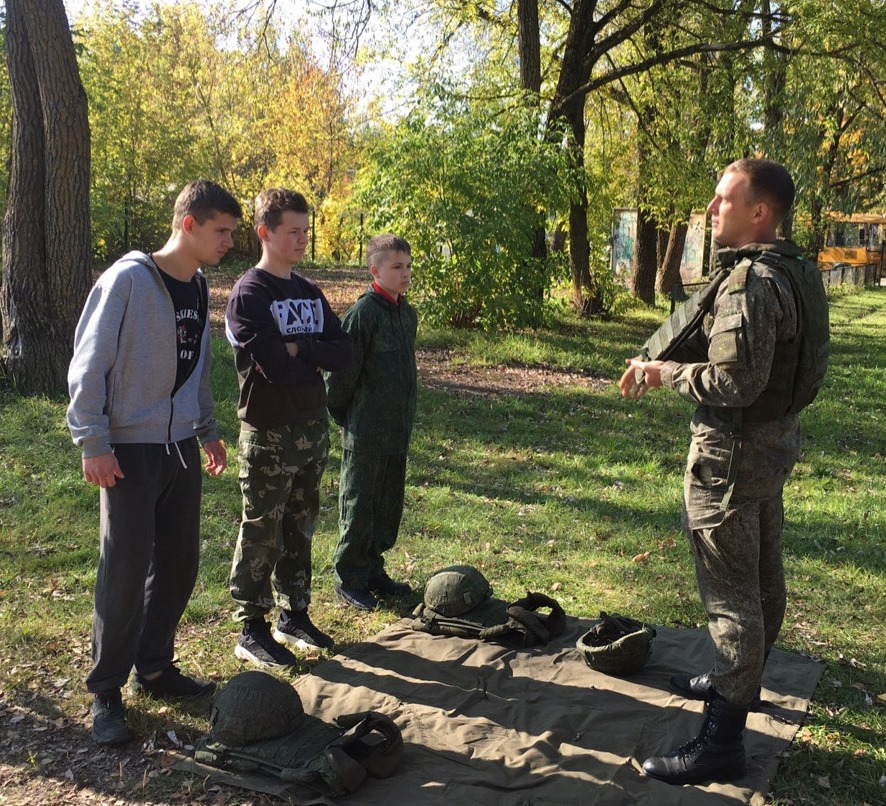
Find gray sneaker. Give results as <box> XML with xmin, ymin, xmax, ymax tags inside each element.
<box><xmin>91</xmin><ymin>689</ymin><xmax>130</xmax><ymax>745</ymax></box>
<box><xmin>335</xmin><ymin>585</ymin><xmax>378</xmax><ymax>611</ymax></box>
<box><xmin>234</xmin><ymin>618</ymin><xmax>299</xmax><ymax>668</ymax></box>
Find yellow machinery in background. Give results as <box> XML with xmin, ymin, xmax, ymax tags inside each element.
<box><xmin>817</xmin><ymin>213</ymin><xmax>886</xmax><ymax>278</ymax></box>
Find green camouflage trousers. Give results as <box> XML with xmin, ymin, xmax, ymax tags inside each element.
<box><xmin>689</xmin><ymin>493</ymin><xmax>786</xmax><ymax>705</ymax></box>
<box><xmin>685</xmin><ymin>419</ymin><xmax>799</xmax><ymax>706</ymax></box>
<box><xmin>230</xmin><ymin>419</ymin><xmax>329</xmax><ymax>622</ymax></box>
<box><xmin>333</xmin><ymin>450</ymin><xmax>407</xmax><ymax>589</ymax></box>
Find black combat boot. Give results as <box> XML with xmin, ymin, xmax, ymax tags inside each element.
<box><xmin>669</xmin><ymin>672</ymin><xmax>762</xmax><ymax>710</ymax></box>
<box><xmin>670</xmin><ymin>648</ymin><xmax>769</xmax><ymax>710</ymax></box>
<box><xmin>642</xmin><ymin>696</ymin><xmax>748</xmax><ymax>785</ymax></box>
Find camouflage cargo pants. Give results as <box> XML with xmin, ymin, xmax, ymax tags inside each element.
<box><xmin>230</xmin><ymin>419</ymin><xmax>329</xmax><ymax>622</ymax></box>
<box><xmin>333</xmin><ymin>450</ymin><xmax>407</xmax><ymax>589</ymax></box>
<box><xmin>689</xmin><ymin>491</ymin><xmax>788</xmax><ymax>706</ymax></box>
<box><xmin>683</xmin><ymin>417</ymin><xmax>800</xmax><ymax>705</ymax></box>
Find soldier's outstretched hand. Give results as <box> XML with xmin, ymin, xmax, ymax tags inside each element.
<box><xmin>619</xmin><ymin>359</ymin><xmax>664</xmax><ymax>400</ymax></box>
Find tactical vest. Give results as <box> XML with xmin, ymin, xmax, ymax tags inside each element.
<box><xmin>411</xmin><ymin>592</ymin><xmax>567</xmax><ymax>648</ymax></box>
<box><xmin>640</xmin><ymin>245</ymin><xmax>830</xmax><ymax>420</ymax></box>
<box><xmin>195</xmin><ymin>711</ymin><xmax>403</xmax><ymax>798</ymax></box>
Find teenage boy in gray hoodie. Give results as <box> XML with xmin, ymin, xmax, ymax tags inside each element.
<box><xmin>67</xmin><ymin>180</ymin><xmax>242</xmax><ymax>746</ymax></box>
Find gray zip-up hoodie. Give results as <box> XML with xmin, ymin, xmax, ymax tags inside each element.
<box><xmin>67</xmin><ymin>251</ymin><xmax>218</xmax><ymax>458</ymax></box>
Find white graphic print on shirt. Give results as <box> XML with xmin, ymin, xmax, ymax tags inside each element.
<box><xmin>270</xmin><ymin>297</ymin><xmax>325</xmax><ymax>336</ymax></box>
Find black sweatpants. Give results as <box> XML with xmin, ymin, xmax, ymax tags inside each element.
<box><xmin>86</xmin><ymin>439</ymin><xmax>202</xmax><ymax>694</ymax></box>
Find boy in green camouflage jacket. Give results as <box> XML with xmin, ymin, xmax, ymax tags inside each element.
<box><xmin>325</xmin><ymin>234</ymin><xmax>418</xmax><ymax>611</ymax></box>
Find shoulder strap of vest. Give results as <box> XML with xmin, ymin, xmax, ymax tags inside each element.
<box><xmin>640</xmin><ymin>265</ymin><xmax>732</xmax><ymax>362</ymax></box>
<box><xmin>504</xmin><ymin>592</ymin><xmax>567</xmax><ymax>643</ymax></box>
<box><xmin>410</xmin><ymin>605</ymin><xmax>486</xmax><ymax>638</ymax></box>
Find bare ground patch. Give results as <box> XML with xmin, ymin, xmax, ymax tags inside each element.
<box><xmin>209</xmin><ymin>263</ymin><xmax>610</xmax><ymax>397</ymax></box>
<box><xmin>417</xmin><ymin>348</ymin><xmax>611</xmax><ymax>397</ymax></box>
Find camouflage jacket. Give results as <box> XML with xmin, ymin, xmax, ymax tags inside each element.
<box><xmin>661</xmin><ymin>241</ymin><xmax>804</xmax><ymax>526</ymax></box>
<box><xmin>325</xmin><ymin>286</ymin><xmax>418</xmax><ymax>455</ymax></box>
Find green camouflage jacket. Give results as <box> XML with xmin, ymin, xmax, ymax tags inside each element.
<box><xmin>325</xmin><ymin>287</ymin><xmax>418</xmax><ymax>455</ymax></box>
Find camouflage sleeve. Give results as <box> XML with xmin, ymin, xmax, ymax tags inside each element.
<box><xmin>661</xmin><ymin>266</ymin><xmax>786</xmax><ymax>408</ymax></box>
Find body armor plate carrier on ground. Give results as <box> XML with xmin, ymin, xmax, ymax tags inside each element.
<box><xmin>411</xmin><ymin>564</ymin><xmax>567</xmax><ymax>648</ymax></box>
<box><xmin>195</xmin><ymin>671</ymin><xmax>404</xmax><ymax>798</ymax></box>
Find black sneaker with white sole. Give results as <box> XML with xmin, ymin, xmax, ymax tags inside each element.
<box><xmin>91</xmin><ymin>688</ymin><xmax>130</xmax><ymax>745</ymax></box>
<box><xmin>274</xmin><ymin>608</ymin><xmax>334</xmax><ymax>650</ymax></box>
<box><xmin>234</xmin><ymin>618</ymin><xmax>299</xmax><ymax>668</ymax></box>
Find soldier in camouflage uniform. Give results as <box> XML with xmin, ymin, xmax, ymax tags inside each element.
<box><xmin>226</xmin><ymin>189</ymin><xmax>352</xmax><ymax>667</ymax></box>
<box><xmin>619</xmin><ymin>159</ymin><xmax>828</xmax><ymax>785</ymax></box>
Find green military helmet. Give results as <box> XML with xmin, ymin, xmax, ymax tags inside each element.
<box><xmin>423</xmin><ymin>564</ymin><xmax>493</xmax><ymax>618</ymax></box>
<box><xmin>208</xmin><ymin>670</ymin><xmax>305</xmax><ymax>747</ymax></box>
<box><xmin>577</xmin><ymin>612</ymin><xmax>656</xmax><ymax>676</ymax></box>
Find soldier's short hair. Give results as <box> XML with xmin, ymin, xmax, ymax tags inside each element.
<box><xmin>727</xmin><ymin>158</ymin><xmax>795</xmax><ymax>225</ymax></box>
<box><xmin>172</xmin><ymin>180</ymin><xmax>242</xmax><ymax>230</ymax></box>
<box><xmin>254</xmin><ymin>188</ymin><xmax>310</xmax><ymax>232</ymax></box>
<box><xmin>367</xmin><ymin>233</ymin><xmax>411</xmax><ymax>270</ymax></box>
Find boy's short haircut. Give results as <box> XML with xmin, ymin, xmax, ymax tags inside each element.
<box><xmin>254</xmin><ymin>188</ymin><xmax>310</xmax><ymax>232</ymax></box>
<box><xmin>367</xmin><ymin>233</ymin><xmax>411</xmax><ymax>269</ymax></box>
<box><xmin>172</xmin><ymin>180</ymin><xmax>243</xmax><ymax>230</ymax></box>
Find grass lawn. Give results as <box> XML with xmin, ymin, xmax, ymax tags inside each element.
<box><xmin>0</xmin><ymin>273</ymin><xmax>884</xmax><ymax>805</ymax></box>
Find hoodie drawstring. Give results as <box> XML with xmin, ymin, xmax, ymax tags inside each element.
<box><xmin>166</xmin><ymin>442</ymin><xmax>189</xmax><ymax>469</ymax></box>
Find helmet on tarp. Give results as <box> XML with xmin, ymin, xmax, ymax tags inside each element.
<box><xmin>422</xmin><ymin>564</ymin><xmax>493</xmax><ymax>618</ymax></box>
<box><xmin>208</xmin><ymin>670</ymin><xmax>304</xmax><ymax>747</ymax></box>
<box><xmin>576</xmin><ymin>612</ymin><xmax>655</xmax><ymax>676</ymax></box>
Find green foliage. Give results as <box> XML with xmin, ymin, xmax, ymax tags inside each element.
<box><xmin>75</xmin><ymin>0</ymin><xmax>356</xmax><ymax>262</ymax></box>
<box><xmin>356</xmin><ymin>91</ymin><xmax>574</xmax><ymax>328</ymax></box>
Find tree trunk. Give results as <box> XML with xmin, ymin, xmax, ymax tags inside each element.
<box><xmin>656</xmin><ymin>224</ymin><xmax>669</xmax><ymax>272</ymax></box>
<box><xmin>516</xmin><ymin>0</ymin><xmax>541</xmax><ymax>95</ymax></box>
<box><xmin>657</xmin><ymin>220</ymin><xmax>688</xmax><ymax>294</ymax></box>
<box><xmin>1</xmin><ymin>0</ymin><xmax>91</xmax><ymax>395</ymax></box>
<box><xmin>517</xmin><ymin>0</ymin><xmax>548</xmax><ymax>298</ymax></box>
<box><xmin>633</xmin><ymin>206</ymin><xmax>658</xmax><ymax>305</ymax></box>
<box><xmin>547</xmin><ymin>0</ymin><xmax>600</xmax><ymax>316</ymax></box>
<box><xmin>760</xmin><ymin>0</ymin><xmax>788</xmax><ymax>160</ymax></box>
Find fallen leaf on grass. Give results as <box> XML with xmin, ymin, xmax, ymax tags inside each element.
<box><xmin>876</xmin><ymin>693</ymin><xmax>886</xmax><ymax>703</ymax></box>
<box><xmin>815</xmin><ymin>775</ymin><xmax>831</xmax><ymax>789</ymax></box>
<box><xmin>632</xmin><ymin>552</ymin><xmax>651</xmax><ymax>563</ymax></box>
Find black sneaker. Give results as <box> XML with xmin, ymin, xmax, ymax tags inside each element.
<box><xmin>369</xmin><ymin>572</ymin><xmax>413</xmax><ymax>597</ymax></box>
<box><xmin>335</xmin><ymin>585</ymin><xmax>379</xmax><ymax>611</ymax></box>
<box><xmin>234</xmin><ymin>618</ymin><xmax>299</xmax><ymax>668</ymax></box>
<box><xmin>274</xmin><ymin>609</ymin><xmax>334</xmax><ymax>650</ymax></box>
<box><xmin>91</xmin><ymin>689</ymin><xmax>130</xmax><ymax>745</ymax></box>
<box><xmin>131</xmin><ymin>663</ymin><xmax>216</xmax><ymax>698</ymax></box>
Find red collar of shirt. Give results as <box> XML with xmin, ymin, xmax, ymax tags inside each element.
<box><xmin>372</xmin><ymin>280</ymin><xmax>402</xmax><ymax>305</ymax></box>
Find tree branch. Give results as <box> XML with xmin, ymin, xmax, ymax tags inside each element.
<box><xmin>552</xmin><ymin>37</ymin><xmax>770</xmax><ymax>118</ymax></box>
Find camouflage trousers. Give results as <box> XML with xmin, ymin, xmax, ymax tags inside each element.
<box><xmin>230</xmin><ymin>419</ymin><xmax>329</xmax><ymax>622</ymax></box>
<box><xmin>688</xmin><ymin>490</ymin><xmax>788</xmax><ymax>706</ymax></box>
<box><xmin>333</xmin><ymin>450</ymin><xmax>407</xmax><ymax>589</ymax></box>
